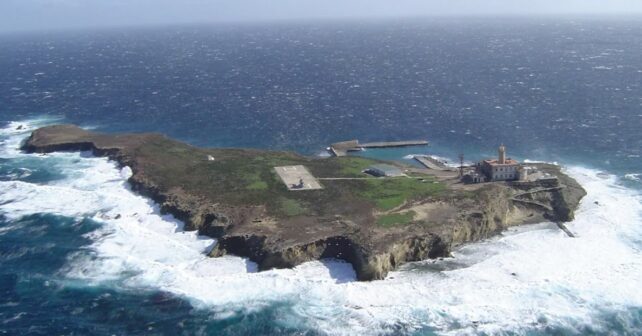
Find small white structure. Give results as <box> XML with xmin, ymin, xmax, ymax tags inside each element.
<box><xmin>518</xmin><ymin>166</ymin><xmax>558</xmax><ymax>182</ymax></box>
<box><xmin>462</xmin><ymin>170</ymin><xmax>487</xmax><ymax>184</ymax></box>
<box><xmin>518</xmin><ymin>166</ymin><xmax>530</xmax><ymax>181</ymax></box>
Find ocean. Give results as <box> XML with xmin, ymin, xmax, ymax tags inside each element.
<box><xmin>0</xmin><ymin>17</ymin><xmax>641</xmax><ymax>335</ymax></box>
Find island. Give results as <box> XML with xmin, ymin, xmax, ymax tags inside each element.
<box><xmin>22</xmin><ymin>125</ymin><xmax>586</xmax><ymax>281</ymax></box>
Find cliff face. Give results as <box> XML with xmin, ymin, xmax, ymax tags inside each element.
<box><xmin>210</xmin><ymin>233</ymin><xmax>449</xmax><ymax>281</ymax></box>
<box><xmin>450</xmin><ymin>185</ymin><xmax>515</xmax><ymax>244</ymax></box>
<box><xmin>22</xmin><ymin>125</ymin><xmax>586</xmax><ymax>281</ymax></box>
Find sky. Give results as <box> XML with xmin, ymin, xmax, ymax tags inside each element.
<box><xmin>1</xmin><ymin>0</ymin><xmax>642</xmax><ymax>32</ymax></box>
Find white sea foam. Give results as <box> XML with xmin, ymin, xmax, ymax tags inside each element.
<box><xmin>523</xmin><ymin>158</ymin><xmax>560</xmax><ymax>166</ymax></box>
<box><xmin>1</xmin><ymin>120</ymin><xmax>641</xmax><ymax>335</ymax></box>
<box><xmin>0</xmin><ymin>116</ymin><xmax>63</xmax><ymax>158</ymax></box>
<box><xmin>624</xmin><ymin>173</ymin><xmax>641</xmax><ymax>182</ymax></box>
<box><xmin>316</xmin><ymin>150</ymin><xmax>332</xmax><ymax>158</ymax></box>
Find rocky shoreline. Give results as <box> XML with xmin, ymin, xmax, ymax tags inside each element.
<box><xmin>22</xmin><ymin>125</ymin><xmax>587</xmax><ymax>281</ymax></box>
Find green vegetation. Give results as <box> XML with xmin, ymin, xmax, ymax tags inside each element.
<box><xmin>246</xmin><ymin>180</ymin><xmax>268</xmax><ymax>190</ymax></box>
<box><xmin>376</xmin><ymin>211</ymin><xmax>416</xmax><ymax>227</ymax></box>
<box><xmin>279</xmin><ymin>198</ymin><xmax>307</xmax><ymax>217</ymax></box>
<box><xmin>358</xmin><ymin>177</ymin><xmax>446</xmax><ymax>210</ymax></box>
<box><xmin>125</xmin><ymin>136</ymin><xmax>451</xmax><ymax>224</ymax></box>
<box><xmin>337</xmin><ymin>157</ymin><xmax>376</xmax><ymax>177</ymax></box>
<box><xmin>244</xmin><ymin>171</ymin><xmax>269</xmax><ymax>190</ymax></box>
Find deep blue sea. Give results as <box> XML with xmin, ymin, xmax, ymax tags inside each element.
<box><xmin>0</xmin><ymin>17</ymin><xmax>641</xmax><ymax>335</ymax></box>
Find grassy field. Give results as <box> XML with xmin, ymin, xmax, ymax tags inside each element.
<box><xmin>337</xmin><ymin>156</ymin><xmax>379</xmax><ymax>177</ymax></box>
<box><xmin>376</xmin><ymin>211</ymin><xmax>416</xmax><ymax>227</ymax></box>
<box><xmin>131</xmin><ymin>138</ymin><xmax>449</xmax><ymax>224</ymax></box>
<box><xmin>358</xmin><ymin>177</ymin><xmax>446</xmax><ymax>210</ymax></box>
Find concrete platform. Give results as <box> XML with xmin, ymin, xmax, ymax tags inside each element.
<box><xmin>414</xmin><ymin>155</ymin><xmax>457</xmax><ymax>171</ymax></box>
<box><xmin>274</xmin><ymin>165</ymin><xmax>323</xmax><ymax>191</ymax></box>
<box><xmin>329</xmin><ymin>139</ymin><xmax>428</xmax><ymax>156</ymax></box>
<box><xmin>360</xmin><ymin>140</ymin><xmax>429</xmax><ymax>148</ymax></box>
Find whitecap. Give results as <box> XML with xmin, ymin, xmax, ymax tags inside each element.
<box><xmin>316</xmin><ymin>150</ymin><xmax>332</xmax><ymax>158</ymax></box>
<box><xmin>523</xmin><ymin>158</ymin><xmax>559</xmax><ymax>165</ymax></box>
<box><xmin>0</xmin><ymin>116</ymin><xmax>64</xmax><ymax>158</ymax></box>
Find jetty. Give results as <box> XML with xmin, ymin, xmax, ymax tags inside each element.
<box><xmin>413</xmin><ymin>155</ymin><xmax>456</xmax><ymax>171</ymax></box>
<box><xmin>329</xmin><ymin>139</ymin><xmax>428</xmax><ymax>157</ymax></box>
<box><xmin>360</xmin><ymin>140</ymin><xmax>429</xmax><ymax>148</ymax></box>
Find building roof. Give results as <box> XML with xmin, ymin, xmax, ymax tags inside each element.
<box><xmin>483</xmin><ymin>159</ymin><xmax>519</xmax><ymax>166</ymax></box>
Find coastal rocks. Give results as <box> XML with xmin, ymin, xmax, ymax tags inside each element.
<box><xmin>450</xmin><ymin>185</ymin><xmax>514</xmax><ymax>244</ymax></box>
<box><xmin>450</xmin><ymin>169</ymin><xmax>586</xmax><ymax>247</ymax></box>
<box><xmin>549</xmin><ymin>177</ymin><xmax>587</xmax><ymax>222</ymax></box>
<box><xmin>210</xmin><ymin>233</ymin><xmax>448</xmax><ymax>281</ymax></box>
<box><xmin>361</xmin><ymin>235</ymin><xmax>449</xmax><ymax>280</ymax></box>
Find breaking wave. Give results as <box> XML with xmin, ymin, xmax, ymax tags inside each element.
<box><xmin>1</xmin><ymin>119</ymin><xmax>641</xmax><ymax>335</ymax></box>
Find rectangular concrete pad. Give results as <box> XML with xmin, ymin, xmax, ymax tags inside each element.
<box><xmin>274</xmin><ymin>165</ymin><xmax>323</xmax><ymax>191</ymax></box>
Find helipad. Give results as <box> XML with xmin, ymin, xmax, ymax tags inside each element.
<box><xmin>274</xmin><ymin>165</ymin><xmax>323</xmax><ymax>191</ymax></box>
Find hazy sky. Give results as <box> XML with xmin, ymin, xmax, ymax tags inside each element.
<box><xmin>2</xmin><ymin>0</ymin><xmax>642</xmax><ymax>32</ymax></box>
